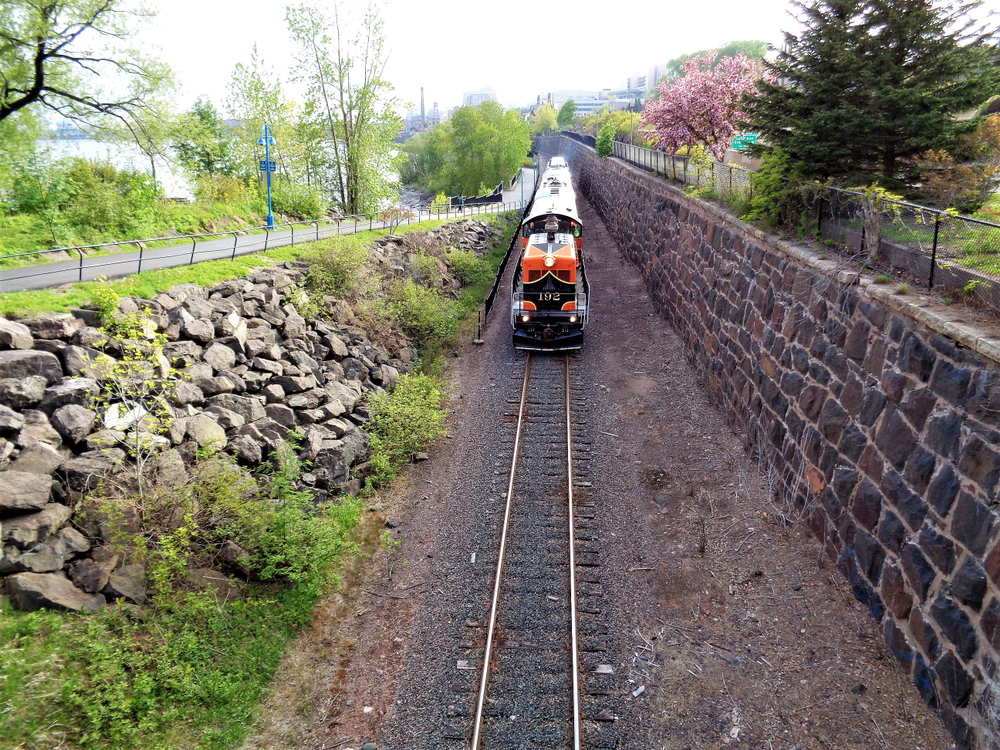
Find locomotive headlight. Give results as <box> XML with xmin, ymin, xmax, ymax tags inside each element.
<box><xmin>543</xmin><ymin>256</ymin><xmax>555</xmax><ymax>267</ymax></box>
<box><xmin>522</xmin><ymin>315</ymin><xmax>530</xmax><ymax>323</ymax></box>
<box><xmin>569</xmin><ymin>315</ymin><xmax>577</xmax><ymax>323</ymax></box>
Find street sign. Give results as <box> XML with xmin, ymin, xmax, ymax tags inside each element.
<box><xmin>259</xmin><ymin>160</ymin><xmax>276</xmax><ymax>172</ymax></box>
<box><xmin>731</xmin><ymin>133</ymin><xmax>758</xmax><ymax>151</ymax></box>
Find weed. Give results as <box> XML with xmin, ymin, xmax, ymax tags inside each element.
<box><xmin>897</xmin><ymin>282</ymin><xmax>910</xmax><ymax>294</ymax></box>
<box><xmin>874</xmin><ymin>274</ymin><xmax>892</xmax><ymax>284</ymax></box>
<box><xmin>944</xmin><ymin>296</ymin><xmax>955</xmax><ymax>305</ymax></box>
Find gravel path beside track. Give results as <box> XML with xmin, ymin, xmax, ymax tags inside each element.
<box><xmin>242</xmin><ymin>186</ymin><xmax>955</xmax><ymax>750</ymax></box>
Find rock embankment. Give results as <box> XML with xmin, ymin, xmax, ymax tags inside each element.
<box><xmin>0</xmin><ymin>266</ymin><xmax>408</xmax><ymax>613</ymax></box>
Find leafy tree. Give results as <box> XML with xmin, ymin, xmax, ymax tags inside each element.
<box><xmin>401</xmin><ymin>102</ymin><xmax>529</xmax><ymax>196</ymax></box>
<box><xmin>0</xmin><ymin>0</ymin><xmax>172</xmax><ymax>127</ymax></box>
<box><xmin>917</xmin><ymin>114</ymin><xmax>1000</xmax><ymax>208</ymax></box>
<box><xmin>643</xmin><ymin>52</ymin><xmax>770</xmax><ymax>160</ymax></box>
<box><xmin>531</xmin><ymin>103</ymin><xmax>557</xmax><ymax>137</ymax></box>
<box><xmin>596</xmin><ymin>123</ymin><xmax>614</xmax><ymax>157</ymax></box>
<box><xmin>449</xmin><ymin>101</ymin><xmax>530</xmax><ymax>195</ymax></box>
<box><xmin>173</xmin><ymin>97</ymin><xmax>237</xmax><ymax>178</ymax></box>
<box><xmin>665</xmin><ymin>40</ymin><xmax>768</xmax><ymax>83</ymax></box>
<box><xmin>286</xmin><ymin>1</ymin><xmax>402</xmax><ymax>215</ymax></box>
<box><xmin>557</xmin><ymin>99</ymin><xmax>577</xmax><ymax>128</ymax></box>
<box><xmin>744</xmin><ymin>0</ymin><xmax>1000</xmax><ymax>185</ymax></box>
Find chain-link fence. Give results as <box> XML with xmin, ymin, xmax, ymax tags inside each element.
<box><xmin>607</xmin><ymin>139</ymin><xmax>1000</xmax><ymax>311</ymax></box>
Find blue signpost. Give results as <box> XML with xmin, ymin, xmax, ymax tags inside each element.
<box><xmin>257</xmin><ymin>124</ymin><xmax>276</xmax><ymax>229</ymax></box>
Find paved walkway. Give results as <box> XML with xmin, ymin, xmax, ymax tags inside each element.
<box><xmin>0</xmin><ymin>203</ymin><xmax>522</xmax><ymax>293</ymax></box>
<box><xmin>502</xmin><ymin>166</ymin><xmax>536</xmax><ymax>206</ymax></box>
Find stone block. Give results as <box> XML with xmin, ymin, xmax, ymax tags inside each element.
<box><xmin>901</xmin><ymin>542</ymin><xmax>937</xmax><ymax>601</ymax></box>
<box><xmin>949</xmin><ymin>556</ymin><xmax>987</xmax><ymax>611</ymax></box>
<box><xmin>950</xmin><ymin>492</ymin><xmax>995</xmax><ymax>556</ymax></box>
<box><xmin>0</xmin><ymin>319</ymin><xmax>33</xmax><ymax>350</ymax></box>
<box><xmin>0</xmin><ymin>470</ymin><xmax>53</xmax><ymax>515</ymax></box>
<box><xmin>50</xmin><ymin>404</ymin><xmax>95</xmax><ymax>444</ymax></box>
<box><xmin>958</xmin><ymin>433</ymin><xmax>1000</xmax><ymax>496</ymax></box>
<box><xmin>924</xmin><ymin>408</ymin><xmax>962</xmax><ymax>460</ymax></box>
<box><xmin>850</xmin><ymin>479</ymin><xmax>882</xmax><ymax>531</ymax></box>
<box><xmin>875</xmin><ymin>408</ymin><xmax>917</xmax><ymax>470</ymax></box>
<box><xmin>910</xmin><ymin>607</ymin><xmax>942</xmax><ymax>661</ymax></box>
<box><xmin>880</xmin><ymin>470</ymin><xmax>927</xmax><ymax>530</ymax></box>
<box><xmin>2</xmin><ymin>503</ymin><xmax>72</xmax><ymax>547</ymax></box>
<box><xmin>903</xmin><ymin>447</ymin><xmax>936</xmax><ymax>494</ymax></box>
<box><xmin>858</xmin><ymin>388</ymin><xmax>887</xmax><ymax>426</ymax></box>
<box><xmin>899</xmin><ymin>333</ymin><xmax>936</xmax><ymax>381</ymax></box>
<box><xmin>919</xmin><ymin>526</ymin><xmax>956</xmax><ymax>576</ymax></box>
<box><xmin>930</xmin><ymin>595</ymin><xmax>978</xmax><ymax>662</ymax></box>
<box><xmin>10</xmin><ymin>442</ymin><xmax>66</xmax><ymax>475</ymax></box>
<box><xmin>880</xmin><ymin>563</ymin><xmax>913</xmax><ymax>619</ymax></box>
<box><xmin>930</xmin><ymin>359</ymin><xmax>971</xmax><ymax>405</ymax></box>
<box><xmin>20</xmin><ymin>313</ymin><xmax>84</xmax><ymax>341</ymax></box>
<box><xmin>926</xmin><ymin>463</ymin><xmax>961</xmax><ymax>518</ymax></box>
<box><xmin>878</xmin><ymin>511</ymin><xmax>906</xmax><ymax>555</ymax></box>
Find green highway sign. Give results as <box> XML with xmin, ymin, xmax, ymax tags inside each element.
<box><xmin>731</xmin><ymin>133</ymin><xmax>758</xmax><ymax>151</ymax></box>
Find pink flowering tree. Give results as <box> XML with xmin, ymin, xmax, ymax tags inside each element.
<box><xmin>641</xmin><ymin>52</ymin><xmax>772</xmax><ymax>161</ymax></box>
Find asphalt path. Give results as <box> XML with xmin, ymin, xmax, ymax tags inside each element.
<box><xmin>0</xmin><ymin>201</ymin><xmax>527</xmax><ymax>294</ymax></box>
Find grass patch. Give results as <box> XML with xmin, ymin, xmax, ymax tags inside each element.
<box><xmin>0</xmin><ymin>447</ymin><xmax>364</xmax><ymax>750</ymax></box>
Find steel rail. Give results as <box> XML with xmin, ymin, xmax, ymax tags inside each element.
<box><xmin>470</xmin><ymin>354</ymin><xmax>582</xmax><ymax>750</ymax></box>
<box><xmin>471</xmin><ymin>353</ymin><xmax>532</xmax><ymax>750</ymax></box>
<box><xmin>565</xmin><ymin>355</ymin><xmax>582</xmax><ymax>749</ymax></box>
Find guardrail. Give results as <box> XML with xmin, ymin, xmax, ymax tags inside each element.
<box><xmin>0</xmin><ymin>202</ymin><xmax>526</xmax><ymax>292</ymax></box>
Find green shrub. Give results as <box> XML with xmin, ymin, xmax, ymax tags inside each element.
<box><xmin>270</xmin><ymin>180</ymin><xmax>328</xmax><ymax>219</ymax></box>
<box><xmin>193</xmin><ymin>174</ymin><xmax>257</xmax><ymax>205</ymax></box>
<box><xmin>447</xmin><ymin>248</ymin><xmax>491</xmax><ymax>285</ymax></box>
<box><xmin>305</xmin><ymin>237</ymin><xmax>370</xmax><ymax>297</ymax></box>
<box><xmin>365</xmin><ymin>373</ymin><xmax>448</xmax><ymax>487</ymax></box>
<box><xmin>389</xmin><ymin>279</ymin><xmax>459</xmax><ymax>349</ymax></box>
<box><xmin>742</xmin><ymin>147</ymin><xmax>804</xmax><ymax>228</ymax></box>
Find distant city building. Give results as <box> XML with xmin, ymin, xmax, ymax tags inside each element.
<box><xmin>648</xmin><ymin>63</ymin><xmax>669</xmax><ymax>88</ymax></box>
<box><xmin>463</xmin><ymin>87</ymin><xmax>497</xmax><ymax>107</ymax></box>
<box><xmin>549</xmin><ymin>90</ymin><xmax>606</xmax><ymax>117</ymax></box>
<box><xmin>403</xmin><ymin>92</ymin><xmax>443</xmax><ymax>135</ymax></box>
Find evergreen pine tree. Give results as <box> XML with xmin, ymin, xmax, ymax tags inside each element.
<box><xmin>745</xmin><ymin>0</ymin><xmax>999</xmax><ymax>185</ymax></box>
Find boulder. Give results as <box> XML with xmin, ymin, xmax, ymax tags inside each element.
<box><xmin>1</xmin><ymin>503</ymin><xmax>73</xmax><ymax>547</ymax></box>
<box><xmin>62</xmin><ymin>345</ymin><xmax>104</xmax><ymax>378</ymax></box>
<box><xmin>0</xmin><ymin>471</ymin><xmax>52</xmax><ymax>514</ymax></box>
<box><xmin>103</xmin><ymin>563</ymin><xmax>147</xmax><ymax>604</ymax></box>
<box><xmin>7</xmin><ymin>572</ymin><xmax>105</xmax><ymax>612</ymax></box>
<box><xmin>184</xmin><ymin>297</ymin><xmax>214</xmax><ymax>319</ymax></box>
<box><xmin>0</xmin><ymin>350</ymin><xmax>63</xmax><ymax>384</ymax></box>
<box><xmin>51</xmin><ymin>404</ymin><xmax>96</xmax><ymax>443</ymax></box>
<box><xmin>183</xmin><ymin>362</ymin><xmax>214</xmax><ymax>384</ymax></box>
<box><xmin>182</xmin><ymin>318</ymin><xmax>215</xmax><ymax>343</ymax></box>
<box><xmin>261</xmin><ymin>384</ymin><xmax>285</xmax><ymax>403</ymax></box>
<box><xmin>172</xmin><ymin>381</ymin><xmax>205</xmax><ymax>406</ymax></box>
<box><xmin>325</xmin><ymin>380</ymin><xmax>361</xmax><ymax>416</ymax></box>
<box><xmin>202</xmin><ymin>406</ymin><xmax>245</xmax><ymax>431</ymax></box>
<box><xmin>0</xmin><ymin>375</ymin><xmax>47</xmax><ymax>410</ymax></box>
<box><xmin>323</xmin><ymin>334</ymin><xmax>349</xmax><ymax>360</ymax></box>
<box><xmin>199</xmin><ymin>376</ymin><xmax>235</xmax><ymax>397</ymax></box>
<box><xmin>265</xmin><ymin>403</ymin><xmax>297</xmax><ymax>427</ymax></box>
<box><xmin>168</xmin><ymin>282</ymin><xmax>205</xmax><ymax>303</ymax></box>
<box><xmin>50</xmin><ymin>526</ymin><xmax>91</xmax><ymax>558</ymax></box>
<box><xmin>60</xmin><ymin>453</ymin><xmax>120</xmax><ymax>495</ymax></box>
<box><xmin>149</xmin><ymin>448</ymin><xmax>189</xmax><ymax>487</ymax></box>
<box><xmin>69</xmin><ymin>555</ymin><xmax>118</xmax><ymax>593</ymax></box>
<box><xmin>16</xmin><ymin>411</ymin><xmax>62</xmax><ymax>449</ymax></box>
<box><xmin>251</xmin><ymin>357</ymin><xmax>283</xmax><ymax>375</ymax></box>
<box><xmin>1</xmin><ymin>542</ymin><xmax>63</xmax><ymax>573</ymax></box>
<box><xmin>207</xmin><ymin>394</ymin><xmax>265</xmax><ymax>423</ymax></box>
<box><xmin>71</xmin><ymin>326</ymin><xmax>110</xmax><ymax>348</ymax></box>
<box><xmin>0</xmin><ymin>404</ymin><xmax>25</xmax><ymax>433</ymax></box>
<box><xmin>246</xmin><ymin>340</ymin><xmax>280</xmax><ymax>360</ymax></box>
<box><xmin>228</xmin><ymin>435</ymin><xmax>262</xmax><ymax>465</ymax></box>
<box><xmin>38</xmin><ymin>378</ymin><xmax>98</xmax><ymax>412</ymax></box>
<box><xmin>20</xmin><ymin>313</ymin><xmax>85</xmax><ymax>340</ymax></box>
<box><xmin>272</xmin><ymin>373</ymin><xmax>317</xmax><ymax>394</ymax></box>
<box><xmin>82</xmin><ymin>429</ymin><xmax>125</xmax><ymax>452</ymax></box>
<box><xmin>184</xmin><ymin>414</ymin><xmax>227</xmax><ymax>453</ymax></box>
<box><xmin>0</xmin><ymin>319</ymin><xmax>34</xmax><ymax>350</ymax></box>
<box><xmin>203</xmin><ymin>342</ymin><xmax>237</xmax><ymax>372</ymax></box>
<box><xmin>10</xmin><ymin>442</ymin><xmax>66</xmax><ymax>475</ymax></box>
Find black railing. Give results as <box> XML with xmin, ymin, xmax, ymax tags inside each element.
<box><xmin>610</xmin><ymin>139</ymin><xmax>1000</xmax><ymax>312</ymax></box>
<box><xmin>0</xmin><ymin>203</ymin><xmax>526</xmax><ymax>292</ymax></box>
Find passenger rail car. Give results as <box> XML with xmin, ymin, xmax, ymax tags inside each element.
<box><xmin>511</xmin><ymin>157</ymin><xmax>590</xmax><ymax>350</ymax></box>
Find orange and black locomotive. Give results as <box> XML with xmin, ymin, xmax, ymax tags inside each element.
<box><xmin>511</xmin><ymin>157</ymin><xmax>590</xmax><ymax>350</ymax></box>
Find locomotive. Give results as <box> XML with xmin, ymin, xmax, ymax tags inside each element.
<box><xmin>511</xmin><ymin>157</ymin><xmax>590</xmax><ymax>350</ymax></box>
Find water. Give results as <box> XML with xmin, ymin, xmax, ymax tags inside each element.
<box><xmin>42</xmin><ymin>137</ymin><xmax>194</xmax><ymax>200</ymax></box>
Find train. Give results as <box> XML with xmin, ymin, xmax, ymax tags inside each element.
<box><xmin>510</xmin><ymin>157</ymin><xmax>590</xmax><ymax>350</ymax></box>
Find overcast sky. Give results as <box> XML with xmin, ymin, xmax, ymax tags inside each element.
<box><xmin>145</xmin><ymin>0</ymin><xmax>1000</xmax><ymax>116</ymax></box>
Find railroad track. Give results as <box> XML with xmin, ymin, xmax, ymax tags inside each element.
<box><xmin>459</xmin><ymin>353</ymin><xmax>618</xmax><ymax>749</ymax></box>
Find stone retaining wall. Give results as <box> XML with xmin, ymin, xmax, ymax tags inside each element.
<box><xmin>541</xmin><ymin>135</ymin><xmax>1000</xmax><ymax>748</ymax></box>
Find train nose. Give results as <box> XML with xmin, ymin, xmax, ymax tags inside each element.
<box><xmin>542</xmin><ymin>327</ymin><xmax>555</xmax><ymax>342</ymax></box>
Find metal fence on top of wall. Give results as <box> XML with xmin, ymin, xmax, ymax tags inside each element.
<box><xmin>608</xmin><ymin>138</ymin><xmax>1000</xmax><ymax>311</ymax></box>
